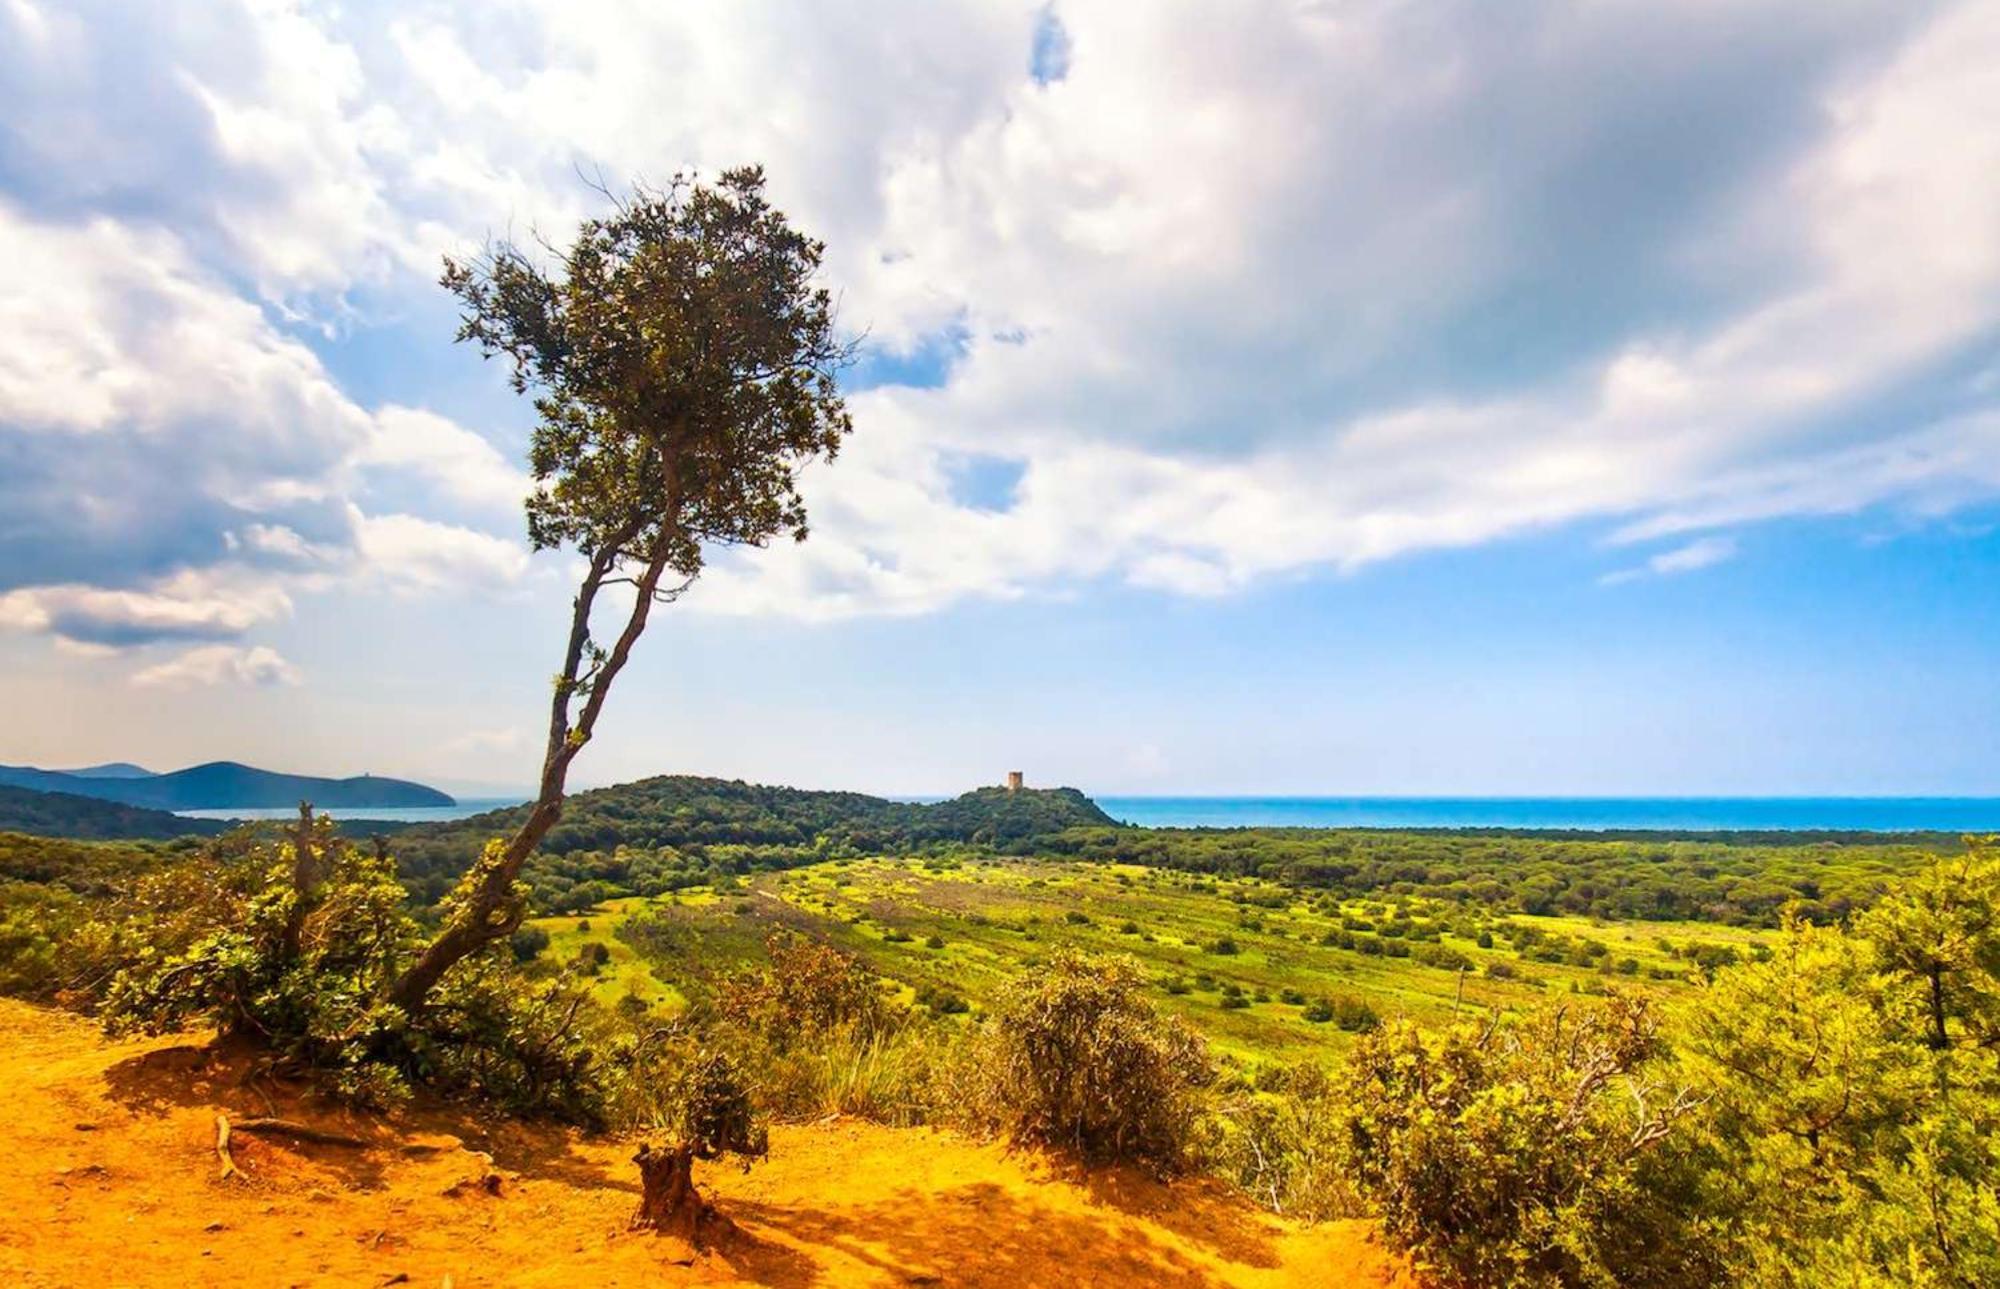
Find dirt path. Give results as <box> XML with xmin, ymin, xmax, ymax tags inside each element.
<box><xmin>0</xmin><ymin>999</ymin><xmax>1411</xmax><ymax>1287</ymax></box>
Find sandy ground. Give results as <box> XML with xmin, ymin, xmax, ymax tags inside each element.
<box><xmin>0</xmin><ymin>998</ymin><xmax>1412</xmax><ymax>1287</ymax></box>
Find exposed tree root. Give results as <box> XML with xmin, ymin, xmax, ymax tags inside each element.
<box><xmin>214</xmin><ymin>1111</ymin><xmax>369</xmax><ymax>1179</ymax></box>
<box><xmin>214</xmin><ymin>1114</ymin><xmax>240</xmax><ymax>1181</ymax></box>
<box><xmin>228</xmin><ymin>1116</ymin><xmax>368</xmax><ymax>1148</ymax></box>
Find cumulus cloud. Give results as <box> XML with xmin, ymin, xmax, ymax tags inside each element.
<box><xmin>130</xmin><ymin>643</ymin><xmax>302</xmax><ymax>689</ymax></box>
<box><xmin>0</xmin><ymin>571</ymin><xmax>293</xmax><ymax>647</ymax></box>
<box><xmin>353</xmin><ymin>510</ymin><xmax>531</xmax><ymax>593</ymax></box>
<box><xmin>2</xmin><ymin>0</ymin><xmax>1999</xmax><ymax>637</ymax></box>
<box><xmin>0</xmin><ymin>194</ymin><xmax>529</xmax><ymax>658</ymax></box>
<box><xmin>357</xmin><ymin>406</ymin><xmax>531</xmax><ymax>516</ymax></box>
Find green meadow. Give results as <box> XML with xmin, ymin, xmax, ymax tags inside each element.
<box><xmin>529</xmin><ymin>855</ymin><xmax>1771</xmax><ymax>1065</ymax></box>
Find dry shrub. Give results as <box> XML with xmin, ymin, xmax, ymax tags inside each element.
<box><xmin>986</xmin><ymin>949</ymin><xmax>1212</xmax><ymax>1172</ymax></box>
<box><xmin>718</xmin><ymin>934</ymin><xmax>888</xmax><ymax>1048</ymax></box>
<box><xmin>758</xmin><ymin>1021</ymin><xmax>978</xmax><ymax>1126</ymax></box>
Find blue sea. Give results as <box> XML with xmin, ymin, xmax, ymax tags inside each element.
<box><xmin>1093</xmin><ymin>797</ymin><xmax>2000</xmax><ymax>832</ymax></box>
<box><xmin>177</xmin><ymin>795</ymin><xmax>2000</xmax><ymax>833</ymax></box>
<box><xmin>176</xmin><ymin>797</ymin><xmax>524</xmax><ymax>824</ymax></box>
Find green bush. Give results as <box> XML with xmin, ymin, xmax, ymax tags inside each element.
<box><xmin>97</xmin><ymin>824</ymin><xmax>608</xmax><ymax>1118</ymax></box>
<box><xmin>510</xmin><ymin>924</ymin><xmax>551</xmax><ymax>962</ymax></box>
<box><xmin>1329</xmin><ymin>994</ymin><xmax>1379</xmax><ymax>1033</ymax></box>
<box><xmin>616</xmin><ymin>1025</ymin><xmax>767</xmax><ymax>1162</ymax></box>
<box><xmin>987</xmin><ymin>950</ymin><xmax>1212</xmax><ymax>1172</ymax></box>
<box><xmin>1333</xmin><ymin>995</ymin><xmax>1714</xmax><ymax>1288</ymax></box>
<box><xmin>1208</xmin><ymin>1064</ymin><xmax>1364</xmax><ymax>1220</ymax></box>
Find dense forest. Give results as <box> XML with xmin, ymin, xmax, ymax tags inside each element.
<box><xmin>0</xmin><ymin>784</ymin><xmax>227</xmax><ymax>841</ymax></box>
<box><xmin>1041</xmin><ymin>825</ymin><xmax>1953</xmax><ymax>927</ymax></box>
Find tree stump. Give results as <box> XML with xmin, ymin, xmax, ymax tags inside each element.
<box><xmin>631</xmin><ymin>1142</ymin><xmax>705</xmax><ymax>1240</ymax></box>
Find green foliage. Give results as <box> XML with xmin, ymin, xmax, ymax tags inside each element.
<box><xmin>88</xmin><ymin>822</ymin><xmax>607</xmax><ymax>1118</ymax></box>
<box><xmin>0</xmin><ymin>881</ymin><xmax>86</xmax><ymax>998</ymax></box>
<box><xmin>510</xmin><ymin>924</ymin><xmax>551</xmax><ymax>962</ymax></box>
<box><xmin>616</xmin><ymin>1026</ymin><xmax>767</xmax><ymax>1164</ymax></box>
<box><xmin>1334</xmin><ymin>995</ymin><xmax>1715</xmax><ymax>1288</ymax></box>
<box><xmin>102</xmin><ymin>823</ymin><xmax>422</xmax><ymax>1104</ymax></box>
<box><xmin>445</xmin><ymin>168</ymin><xmax>850</xmax><ymax>573</ymax></box>
<box><xmin>717</xmin><ymin>934</ymin><xmax>888</xmax><ymax>1049</ymax></box>
<box><xmin>1677</xmin><ymin>843</ymin><xmax>2000</xmax><ymax>1285</ymax></box>
<box><xmin>987</xmin><ymin>950</ymin><xmax>1213</xmax><ymax>1172</ymax></box>
<box><xmin>1208</xmin><ymin>1064</ymin><xmax>1363</xmax><ymax>1220</ymax></box>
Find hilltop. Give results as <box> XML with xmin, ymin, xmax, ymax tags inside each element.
<box><xmin>0</xmin><ymin>998</ymin><xmax>1409</xmax><ymax>1287</ymax></box>
<box><xmin>0</xmin><ymin>761</ymin><xmax>453</xmax><ymax>811</ymax></box>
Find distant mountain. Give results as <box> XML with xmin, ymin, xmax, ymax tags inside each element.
<box><xmin>0</xmin><ymin>761</ymin><xmax>453</xmax><ymax>810</ymax></box>
<box><xmin>60</xmin><ymin>762</ymin><xmax>156</xmax><ymax>779</ymax></box>
<box><xmin>0</xmin><ymin>783</ymin><xmax>227</xmax><ymax>841</ymax></box>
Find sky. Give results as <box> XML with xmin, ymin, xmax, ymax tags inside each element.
<box><xmin>2</xmin><ymin>0</ymin><xmax>1999</xmax><ymax>798</ymax></box>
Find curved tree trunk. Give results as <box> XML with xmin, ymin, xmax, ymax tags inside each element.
<box><xmin>384</xmin><ymin>518</ymin><xmax>671</xmax><ymax>1015</ymax></box>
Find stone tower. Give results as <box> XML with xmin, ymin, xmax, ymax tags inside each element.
<box><xmin>1006</xmin><ymin>770</ymin><xmax>1024</xmax><ymax>792</ymax></box>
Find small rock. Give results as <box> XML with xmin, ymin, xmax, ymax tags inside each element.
<box><xmin>203</xmin><ymin>1220</ymin><xmax>225</xmax><ymax>1233</ymax></box>
<box><xmin>400</xmin><ymin>1134</ymin><xmax>462</xmax><ymax>1157</ymax></box>
<box><xmin>442</xmin><ymin>1171</ymin><xmax>505</xmax><ymax>1198</ymax></box>
<box><xmin>73</xmin><ymin>1122</ymin><xmax>96</xmax><ymax>1132</ymax></box>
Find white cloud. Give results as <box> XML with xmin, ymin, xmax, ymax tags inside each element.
<box><xmin>2</xmin><ymin>0</ymin><xmax>1999</xmax><ymax>632</ymax></box>
<box><xmin>131</xmin><ymin>643</ymin><xmax>301</xmax><ymax>689</ymax></box>
<box><xmin>1601</xmin><ymin>536</ymin><xmax>1739</xmax><ymax>586</ymax></box>
<box><xmin>353</xmin><ymin>510</ymin><xmax>531</xmax><ymax>593</ymax></box>
<box><xmin>0</xmin><ymin>571</ymin><xmax>294</xmax><ymax>646</ymax></box>
<box><xmin>0</xmin><ymin>197</ymin><xmax>530</xmax><ymax>648</ymax></box>
<box><xmin>358</xmin><ymin>406</ymin><xmax>531</xmax><ymax>515</ymax></box>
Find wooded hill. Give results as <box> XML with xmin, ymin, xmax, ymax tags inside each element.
<box><xmin>389</xmin><ymin>776</ymin><xmax>1117</xmax><ymax>904</ymax></box>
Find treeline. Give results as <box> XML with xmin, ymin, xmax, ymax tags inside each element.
<box><xmin>389</xmin><ymin>777</ymin><xmax>1114</xmax><ymax>908</ymax></box>
<box><xmin>1041</xmin><ymin>825</ymin><xmax>1948</xmax><ymax>926</ymax></box>
<box><xmin>0</xmin><ymin>831</ymin><xmax>184</xmax><ymax>893</ymax></box>
<box><xmin>0</xmin><ymin>783</ymin><xmax>228</xmax><ymax>841</ymax></box>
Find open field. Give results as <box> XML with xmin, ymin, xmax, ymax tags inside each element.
<box><xmin>529</xmin><ymin>856</ymin><xmax>1772</xmax><ymax>1065</ymax></box>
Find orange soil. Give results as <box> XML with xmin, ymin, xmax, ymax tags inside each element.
<box><xmin>0</xmin><ymin>999</ymin><xmax>1414</xmax><ymax>1287</ymax></box>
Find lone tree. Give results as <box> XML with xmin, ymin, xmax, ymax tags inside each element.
<box><xmin>389</xmin><ymin>168</ymin><xmax>851</xmax><ymax>1012</ymax></box>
